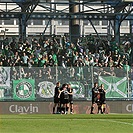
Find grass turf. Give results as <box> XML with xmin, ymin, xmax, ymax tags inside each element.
<box><xmin>0</xmin><ymin>114</ymin><xmax>133</xmax><ymax>133</ymax></box>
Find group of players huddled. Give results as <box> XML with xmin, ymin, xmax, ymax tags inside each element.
<box><xmin>53</xmin><ymin>81</ymin><xmax>106</xmax><ymax>114</ymax></box>
<box><xmin>53</xmin><ymin>82</ymin><xmax>74</xmax><ymax>114</ymax></box>
<box><xmin>90</xmin><ymin>82</ymin><xmax>106</xmax><ymax>114</ymax></box>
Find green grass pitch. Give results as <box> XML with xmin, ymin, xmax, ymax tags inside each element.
<box><xmin>0</xmin><ymin>114</ymin><xmax>133</xmax><ymax>133</ymax></box>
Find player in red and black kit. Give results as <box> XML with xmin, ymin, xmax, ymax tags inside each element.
<box><xmin>90</xmin><ymin>82</ymin><xmax>99</xmax><ymax>114</ymax></box>
<box><xmin>67</xmin><ymin>84</ymin><xmax>74</xmax><ymax>114</ymax></box>
<box><xmin>53</xmin><ymin>82</ymin><xmax>61</xmax><ymax>114</ymax></box>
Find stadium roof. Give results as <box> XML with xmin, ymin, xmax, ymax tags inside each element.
<box><xmin>0</xmin><ymin>0</ymin><xmax>133</xmax><ymax>42</ymax></box>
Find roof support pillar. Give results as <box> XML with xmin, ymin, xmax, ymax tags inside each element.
<box><xmin>19</xmin><ymin>13</ymin><xmax>27</xmax><ymax>42</ymax></box>
<box><xmin>69</xmin><ymin>0</ymin><xmax>80</xmax><ymax>43</ymax></box>
<box><xmin>114</xmin><ymin>17</ymin><xmax>120</xmax><ymax>44</ymax></box>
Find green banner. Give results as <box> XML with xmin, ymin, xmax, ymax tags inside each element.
<box><xmin>13</xmin><ymin>79</ymin><xmax>35</xmax><ymax>100</ymax></box>
<box><xmin>98</xmin><ymin>76</ymin><xmax>127</xmax><ymax>98</ymax></box>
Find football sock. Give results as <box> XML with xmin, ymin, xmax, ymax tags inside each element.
<box><xmin>91</xmin><ymin>106</ymin><xmax>94</xmax><ymax>114</ymax></box>
<box><xmin>53</xmin><ymin>107</ymin><xmax>55</xmax><ymax>114</ymax></box>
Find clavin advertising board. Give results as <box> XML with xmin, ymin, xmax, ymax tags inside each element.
<box><xmin>0</xmin><ymin>101</ymin><xmax>133</xmax><ymax>114</ymax></box>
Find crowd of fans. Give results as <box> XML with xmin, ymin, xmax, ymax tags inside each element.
<box><xmin>0</xmin><ymin>34</ymin><xmax>132</xmax><ymax>71</ymax></box>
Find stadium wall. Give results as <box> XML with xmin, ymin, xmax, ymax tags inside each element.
<box><xmin>0</xmin><ymin>101</ymin><xmax>133</xmax><ymax>114</ymax></box>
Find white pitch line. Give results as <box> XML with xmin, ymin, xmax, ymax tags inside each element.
<box><xmin>98</xmin><ymin>119</ymin><xmax>133</xmax><ymax>126</ymax></box>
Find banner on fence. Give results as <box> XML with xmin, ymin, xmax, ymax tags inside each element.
<box><xmin>69</xmin><ymin>81</ymin><xmax>85</xmax><ymax>98</ymax></box>
<box><xmin>37</xmin><ymin>81</ymin><xmax>86</xmax><ymax>99</ymax></box>
<box><xmin>13</xmin><ymin>79</ymin><xmax>35</xmax><ymax>100</ymax></box>
<box><xmin>0</xmin><ymin>67</ymin><xmax>10</xmax><ymax>99</ymax></box>
<box><xmin>37</xmin><ymin>81</ymin><xmax>55</xmax><ymax>98</ymax></box>
<box><xmin>131</xmin><ymin>80</ymin><xmax>133</xmax><ymax>97</ymax></box>
<box><xmin>0</xmin><ymin>67</ymin><xmax>10</xmax><ymax>87</ymax></box>
<box><xmin>98</xmin><ymin>76</ymin><xmax>127</xmax><ymax>98</ymax></box>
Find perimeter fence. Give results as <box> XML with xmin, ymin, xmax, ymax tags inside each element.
<box><xmin>0</xmin><ymin>66</ymin><xmax>132</xmax><ymax>101</ymax></box>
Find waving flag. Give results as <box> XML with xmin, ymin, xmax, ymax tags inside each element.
<box><xmin>98</xmin><ymin>76</ymin><xmax>127</xmax><ymax>98</ymax></box>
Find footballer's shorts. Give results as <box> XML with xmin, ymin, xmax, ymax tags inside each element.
<box><xmin>60</xmin><ymin>99</ymin><xmax>69</xmax><ymax>104</ymax></box>
<box><xmin>69</xmin><ymin>98</ymin><xmax>73</xmax><ymax>104</ymax></box>
<box><xmin>54</xmin><ymin>97</ymin><xmax>60</xmax><ymax>103</ymax></box>
<box><xmin>92</xmin><ymin>97</ymin><xmax>97</xmax><ymax>104</ymax></box>
<box><xmin>101</xmin><ymin>100</ymin><xmax>106</xmax><ymax>104</ymax></box>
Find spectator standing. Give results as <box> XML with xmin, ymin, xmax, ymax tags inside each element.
<box><xmin>38</xmin><ymin>55</ymin><xmax>47</xmax><ymax>67</ymax></box>
<box><xmin>123</xmin><ymin>61</ymin><xmax>130</xmax><ymax>72</ymax></box>
<box><xmin>21</xmin><ymin>52</ymin><xmax>29</xmax><ymax>66</ymax></box>
<box><xmin>13</xmin><ymin>51</ymin><xmax>21</xmax><ymax>66</ymax></box>
<box><xmin>84</xmin><ymin>56</ymin><xmax>90</xmax><ymax>66</ymax></box>
<box><xmin>48</xmin><ymin>55</ymin><xmax>54</xmax><ymax>67</ymax></box>
<box><xmin>52</xmin><ymin>52</ymin><xmax>58</xmax><ymax>66</ymax></box>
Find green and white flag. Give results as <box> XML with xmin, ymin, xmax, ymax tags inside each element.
<box><xmin>13</xmin><ymin>79</ymin><xmax>35</xmax><ymax>100</ymax></box>
<box><xmin>98</xmin><ymin>76</ymin><xmax>127</xmax><ymax>98</ymax></box>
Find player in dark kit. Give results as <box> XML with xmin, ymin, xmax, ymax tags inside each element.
<box><xmin>59</xmin><ymin>84</ymin><xmax>69</xmax><ymax>114</ymax></box>
<box><xmin>67</xmin><ymin>84</ymin><xmax>74</xmax><ymax>114</ymax></box>
<box><xmin>53</xmin><ymin>82</ymin><xmax>61</xmax><ymax>114</ymax></box>
<box><xmin>90</xmin><ymin>82</ymin><xmax>99</xmax><ymax>114</ymax></box>
<box><xmin>98</xmin><ymin>84</ymin><xmax>106</xmax><ymax>114</ymax></box>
